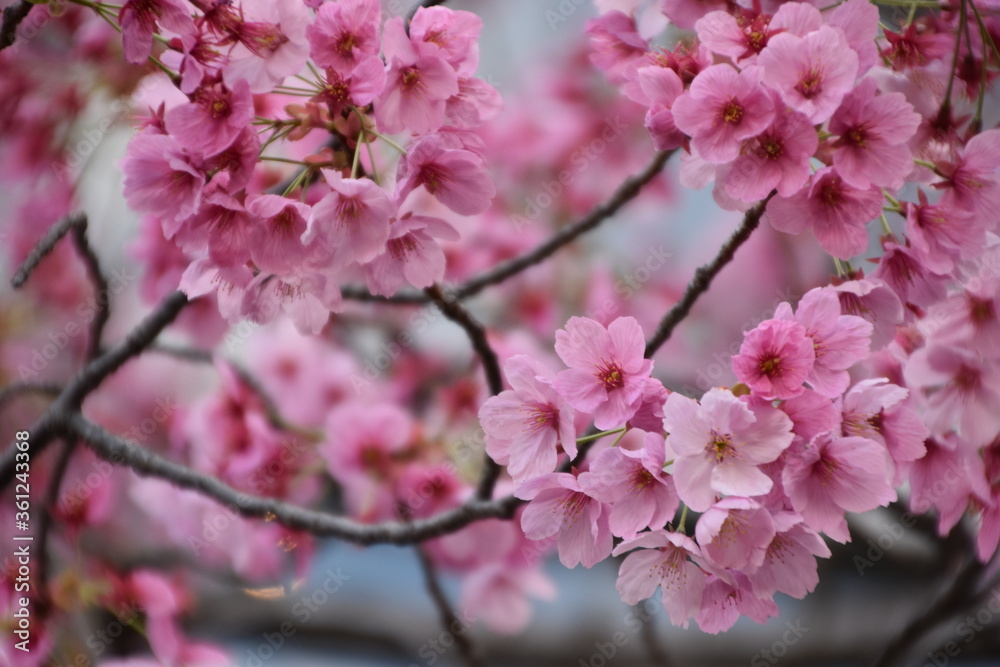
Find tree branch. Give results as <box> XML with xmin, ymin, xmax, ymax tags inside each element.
<box><xmin>0</xmin><ymin>0</ymin><xmax>31</xmax><ymax>51</ymax></box>
<box><xmin>644</xmin><ymin>195</ymin><xmax>774</xmax><ymax>359</ymax></box>
<box><xmin>11</xmin><ymin>213</ymin><xmax>86</xmax><ymax>288</ymax></box>
<box><xmin>0</xmin><ymin>381</ymin><xmax>62</xmax><ymax>406</ymax></box>
<box><xmin>0</xmin><ymin>291</ymin><xmax>188</xmax><ymax>488</ymax></box>
<box><xmin>65</xmin><ymin>414</ymin><xmax>522</xmax><ymax>545</ymax></box>
<box><xmin>416</xmin><ymin>548</ymin><xmax>484</xmax><ymax>667</ymax></box>
<box><xmin>340</xmin><ymin>150</ymin><xmax>675</xmax><ymax>305</ymax></box>
<box><xmin>424</xmin><ymin>284</ymin><xmax>503</xmax><ymax>500</ymax></box>
<box><xmin>70</xmin><ymin>218</ymin><xmax>110</xmax><ymax>360</ymax></box>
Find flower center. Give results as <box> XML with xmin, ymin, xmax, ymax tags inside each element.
<box><xmin>708</xmin><ymin>429</ymin><xmax>734</xmax><ymax>462</ymax></box>
<box><xmin>594</xmin><ymin>360</ymin><xmax>626</xmax><ymax>390</ymax></box>
<box><xmin>722</xmin><ymin>100</ymin><xmax>744</xmax><ymax>124</ymax></box>
<box><xmin>796</xmin><ymin>66</ymin><xmax>824</xmax><ymax>99</ymax></box>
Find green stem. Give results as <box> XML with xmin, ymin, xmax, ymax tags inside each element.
<box><xmin>575</xmin><ymin>427</ymin><xmax>626</xmax><ymax>445</ymax></box>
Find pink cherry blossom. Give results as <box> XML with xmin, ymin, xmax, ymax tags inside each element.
<box><xmin>579</xmin><ymin>431</ymin><xmax>679</xmax><ymax>538</ymax></box>
<box><xmin>758</xmin><ymin>26</ymin><xmax>859</xmax><ymax>124</ymax></box>
<box><xmin>245</xmin><ymin>194</ymin><xmax>321</xmax><ymax>276</ymax></box>
<box><xmin>695</xmin><ymin>497</ymin><xmax>776</xmax><ymax>570</ymax></box>
<box><xmin>518</xmin><ymin>473</ymin><xmax>613</xmax><ymax>569</ymax></box>
<box><xmin>663</xmin><ymin>388</ymin><xmax>793</xmax><ymax>511</ymax></box>
<box><xmin>222</xmin><ymin>0</ymin><xmax>311</xmax><ymax>93</ymax></box>
<box><xmin>765</xmin><ymin>166</ymin><xmax>883</xmax><ymax>259</ymax></box>
<box><xmin>304</xmin><ymin>171</ymin><xmax>394</xmax><ymax>268</ymax></box>
<box><xmin>585</xmin><ymin>11</ymin><xmax>649</xmax><ymax>84</ymax></box>
<box><xmin>841</xmin><ymin>378</ymin><xmax>928</xmax><ymax>474</ymax></box>
<box><xmin>306</xmin><ymin>0</ymin><xmax>381</xmax><ymax>73</ymax></box>
<box><xmin>446</xmin><ymin>77</ymin><xmax>504</xmax><ymax>128</ymax></box>
<box><xmin>241</xmin><ymin>271</ymin><xmax>342</xmax><ymax>335</ymax></box>
<box><xmin>165</xmin><ymin>79</ymin><xmax>254</xmax><ymax>158</ymax></box>
<box><xmin>827</xmin><ymin>0</ymin><xmax>880</xmax><ymax>76</ymax></box>
<box><xmin>937</xmin><ymin>129</ymin><xmax>1000</xmax><ymax>217</ymax></box>
<box><xmin>409</xmin><ymin>6</ymin><xmax>483</xmax><ymax>75</ymax></box>
<box><xmin>696</xmin><ymin>572</ymin><xmax>778</xmax><ymax>634</ymax></box>
<box><xmin>612</xmin><ymin>530</ymin><xmax>707</xmax><ymax>628</ymax></box>
<box><xmin>904</xmin><ymin>190</ymin><xmax>983</xmax><ymax>274</ymax></box>
<box><xmin>479</xmin><ymin>355</ymin><xmax>577</xmax><ymax>484</ymax></box>
<box><xmin>829</xmin><ymin>77</ymin><xmax>921</xmax><ymax>190</ymax></box>
<box><xmin>774</xmin><ymin>287</ymin><xmax>873</xmax><ymax>398</ymax></box>
<box><xmin>313</xmin><ymin>55</ymin><xmax>387</xmax><ymax>116</ymax></box>
<box><xmin>833</xmin><ymin>278</ymin><xmax>905</xmax><ymax>350</ymax></box>
<box><xmin>672</xmin><ymin>64</ymin><xmax>775</xmax><ymax>164</ymax></box>
<box><xmin>365</xmin><ymin>212</ymin><xmax>459</xmax><ymax>295</ymax></box>
<box><xmin>395</xmin><ymin>134</ymin><xmax>496</xmax><ymax>215</ymax></box>
<box><xmin>553</xmin><ymin>316</ymin><xmax>654</xmax><ymax>430</ymax></box>
<box><xmin>375</xmin><ymin>17</ymin><xmax>459</xmax><ymax>135</ymax></box>
<box><xmin>119</xmin><ymin>0</ymin><xmax>194</xmax><ymax>65</ymax></box>
<box><xmin>780</xmin><ymin>388</ymin><xmax>841</xmax><ymax>442</ymax></box>
<box><xmin>748</xmin><ymin>511</ymin><xmax>831</xmax><ymax>599</ymax></box>
<box><xmin>121</xmin><ymin>133</ymin><xmax>205</xmax><ymax>233</ymax></box>
<box><xmin>904</xmin><ymin>343</ymin><xmax>1000</xmax><ymax>447</ymax></box>
<box><xmin>732</xmin><ymin>319</ymin><xmax>815</xmax><ymax>400</ymax></box>
<box><xmin>637</xmin><ymin>65</ymin><xmax>685</xmax><ymax>151</ymax></box>
<box><xmin>782</xmin><ymin>432</ymin><xmax>896</xmax><ymax>542</ymax></box>
<box><xmin>722</xmin><ymin>95</ymin><xmax>817</xmax><ymax>202</ymax></box>
<box><xmin>908</xmin><ymin>435</ymin><xmax>990</xmax><ymax>536</ymax></box>
<box><xmin>872</xmin><ymin>240</ymin><xmax>950</xmax><ymax>309</ymax></box>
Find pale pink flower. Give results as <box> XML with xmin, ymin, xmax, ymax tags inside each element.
<box><xmin>841</xmin><ymin>378</ymin><xmax>928</xmax><ymax>476</ymax></box>
<box><xmin>696</xmin><ymin>572</ymin><xmax>778</xmax><ymax>633</ymax></box>
<box><xmin>672</xmin><ymin>64</ymin><xmax>775</xmax><ymax>164</ymax></box>
<box><xmin>553</xmin><ymin>316</ymin><xmax>654</xmax><ymax>430</ymax></box>
<box><xmin>748</xmin><ymin>511</ymin><xmax>831</xmax><ymax>599</ymax></box>
<box><xmin>395</xmin><ymin>134</ymin><xmax>496</xmax><ymax>215</ymax></box>
<box><xmin>722</xmin><ymin>95</ymin><xmax>817</xmax><ymax>202</ymax></box>
<box><xmin>188</xmin><ymin>185</ymin><xmax>253</xmax><ymax>268</ymax></box>
<box><xmin>697</xmin><ymin>2</ymin><xmax>822</xmax><ymax>65</ymax></box>
<box><xmin>661</xmin><ymin>0</ymin><xmax>729</xmax><ymax>31</ymax></box>
<box><xmin>121</xmin><ymin>133</ymin><xmax>205</xmax><ymax>232</ymax></box>
<box><xmin>164</xmin><ymin>79</ymin><xmax>254</xmax><ymax>157</ymax></box>
<box><xmin>612</xmin><ymin>530</ymin><xmax>707</xmax><ymax>628</ymax></box>
<box><xmin>518</xmin><ymin>473</ymin><xmax>613</xmax><ymax>569</ymax></box>
<box><xmin>241</xmin><ymin>271</ymin><xmax>342</xmax><ymax>335</ymax></box>
<box><xmin>732</xmin><ymin>319</ymin><xmax>815</xmax><ymax>400</ymax></box>
<box><xmin>663</xmin><ymin>389</ymin><xmax>794</xmax><ymax>511</ymax></box>
<box><xmin>637</xmin><ymin>65</ymin><xmax>685</xmax><ymax>151</ymax></box>
<box><xmin>872</xmin><ymin>240</ymin><xmax>950</xmax><ymax>310</ymax></box>
<box><xmin>306</xmin><ymin>0</ymin><xmax>381</xmax><ymax>73</ymax></box>
<box><xmin>833</xmin><ymin>278</ymin><xmax>905</xmax><ymax>350</ymax></box>
<box><xmin>459</xmin><ymin>562</ymin><xmax>556</xmax><ymax>635</ymax></box>
<box><xmin>695</xmin><ymin>497</ymin><xmax>776</xmax><ymax>571</ymax></box>
<box><xmin>937</xmin><ymin>128</ymin><xmax>1000</xmax><ymax>217</ymax></box>
<box><xmin>926</xmin><ymin>279</ymin><xmax>1000</xmax><ymax>358</ymax></box>
<box><xmin>365</xmin><ymin>212</ymin><xmax>459</xmax><ymax>295</ymax></box>
<box><xmin>780</xmin><ymin>388</ymin><xmax>841</xmax><ymax>442</ymax></box>
<box><xmin>313</xmin><ymin>55</ymin><xmax>387</xmax><ymax>116</ymax></box>
<box><xmin>829</xmin><ymin>77</ymin><xmax>921</xmax><ymax>189</ymax></box>
<box><xmin>758</xmin><ymin>26</ymin><xmax>859</xmax><ymax>124</ymax></box>
<box><xmin>479</xmin><ymin>355</ymin><xmax>577</xmax><ymax>484</ymax></box>
<box><xmin>178</xmin><ymin>258</ymin><xmax>253</xmax><ymax>322</ymax></box>
<box><xmin>827</xmin><ymin>0</ymin><xmax>880</xmax><ymax>75</ymax></box>
<box><xmin>585</xmin><ymin>11</ymin><xmax>649</xmax><ymax>84</ymax></box>
<box><xmin>375</xmin><ymin>17</ymin><xmax>459</xmax><ymax>135</ymax></box>
<box><xmin>782</xmin><ymin>432</ymin><xmax>896</xmax><ymax>542</ymax></box>
<box><xmin>304</xmin><ymin>171</ymin><xmax>395</xmax><ymax>268</ymax></box>
<box><xmin>904</xmin><ymin>343</ymin><xmax>1000</xmax><ymax>447</ymax></box>
<box><xmin>904</xmin><ymin>190</ymin><xmax>983</xmax><ymax>274</ymax></box>
<box><xmin>409</xmin><ymin>6</ymin><xmax>483</xmax><ymax>75</ymax></box>
<box><xmin>245</xmin><ymin>194</ymin><xmax>321</xmax><ymax>276</ymax></box>
<box><xmin>579</xmin><ymin>431</ymin><xmax>679</xmax><ymax>539</ymax></box>
<box><xmin>445</xmin><ymin>77</ymin><xmax>504</xmax><ymax>129</ymax></box>
<box><xmin>908</xmin><ymin>435</ymin><xmax>990</xmax><ymax>536</ymax></box>
<box><xmin>221</xmin><ymin>0</ymin><xmax>310</xmax><ymax>93</ymax></box>
<box><xmin>765</xmin><ymin>166</ymin><xmax>883</xmax><ymax>259</ymax></box>
<box><xmin>774</xmin><ymin>287</ymin><xmax>873</xmax><ymax>398</ymax></box>
<box><xmin>119</xmin><ymin>0</ymin><xmax>194</xmax><ymax>65</ymax></box>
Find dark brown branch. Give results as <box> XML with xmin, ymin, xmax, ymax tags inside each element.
<box><xmin>70</xmin><ymin>218</ymin><xmax>110</xmax><ymax>360</ymax></box>
<box><xmin>417</xmin><ymin>548</ymin><xmax>484</xmax><ymax>667</ymax></box>
<box><xmin>644</xmin><ymin>195</ymin><xmax>774</xmax><ymax>359</ymax></box>
<box><xmin>340</xmin><ymin>150</ymin><xmax>675</xmax><ymax>305</ymax></box>
<box><xmin>870</xmin><ymin>552</ymin><xmax>988</xmax><ymax>667</ymax></box>
<box><xmin>65</xmin><ymin>414</ymin><xmax>522</xmax><ymax>545</ymax></box>
<box><xmin>0</xmin><ymin>0</ymin><xmax>30</xmax><ymax>51</ymax></box>
<box><xmin>11</xmin><ymin>213</ymin><xmax>86</xmax><ymax>288</ymax></box>
<box><xmin>0</xmin><ymin>381</ymin><xmax>62</xmax><ymax>406</ymax></box>
<box><xmin>424</xmin><ymin>284</ymin><xmax>503</xmax><ymax>500</ymax></box>
<box><xmin>0</xmin><ymin>291</ymin><xmax>189</xmax><ymax>488</ymax></box>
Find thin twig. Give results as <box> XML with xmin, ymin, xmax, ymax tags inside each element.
<box><xmin>0</xmin><ymin>0</ymin><xmax>31</xmax><ymax>51</ymax></box>
<box><xmin>340</xmin><ymin>150</ymin><xmax>675</xmax><ymax>305</ymax></box>
<box><xmin>416</xmin><ymin>548</ymin><xmax>484</xmax><ymax>667</ymax></box>
<box><xmin>11</xmin><ymin>213</ymin><xmax>86</xmax><ymax>288</ymax></box>
<box><xmin>70</xmin><ymin>218</ymin><xmax>110</xmax><ymax>360</ymax></box>
<box><xmin>424</xmin><ymin>284</ymin><xmax>504</xmax><ymax>500</ymax></box>
<box><xmin>0</xmin><ymin>381</ymin><xmax>62</xmax><ymax>406</ymax></box>
<box><xmin>644</xmin><ymin>195</ymin><xmax>774</xmax><ymax>359</ymax></box>
<box><xmin>64</xmin><ymin>413</ymin><xmax>522</xmax><ymax>545</ymax></box>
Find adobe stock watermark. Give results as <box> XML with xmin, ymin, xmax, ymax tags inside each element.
<box><xmin>15</xmin><ymin>264</ymin><xmax>138</xmax><ymax>381</ymax></box>
<box><xmin>922</xmin><ymin>587</ymin><xmax>1000</xmax><ymax>667</ymax></box>
<box><xmin>241</xmin><ymin>567</ymin><xmax>350</xmax><ymax>667</ymax></box>
<box><xmin>544</xmin><ymin>0</ymin><xmax>591</xmax><ymax>31</ymax></box>
<box><xmin>750</xmin><ymin>620</ymin><xmax>810</xmax><ymax>666</ymax></box>
<box><xmin>577</xmin><ymin>596</ymin><xmax>664</xmax><ymax>667</ymax></box>
<box><xmin>511</xmin><ymin>115</ymin><xmax>628</xmax><ymax>231</ymax></box>
<box><xmin>409</xmin><ymin>607</ymin><xmax>478</xmax><ymax>666</ymax></box>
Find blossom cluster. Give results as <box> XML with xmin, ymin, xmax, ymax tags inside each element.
<box><xmin>120</xmin><ymin>0</ymin><xmax>501</xmax><ymax>334</ymax></box>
